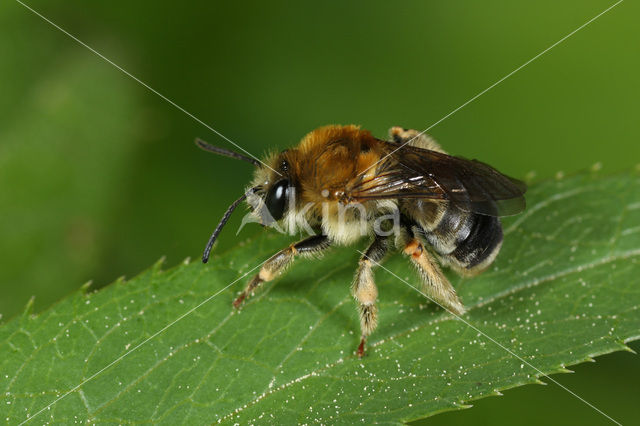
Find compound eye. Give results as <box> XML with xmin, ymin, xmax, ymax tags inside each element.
<box><xmin>265</xmin><ymin>179</ymin><xmax>289</xmax><ymax>221</ymax></box>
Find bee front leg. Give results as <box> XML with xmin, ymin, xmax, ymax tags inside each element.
<box><xmin>403</xmin><ymin>238</ymin><xmax>466</xmax><ymax>315</ymax></box>
<box><xmin>352</xmin><ymin>235</ymin><xmax>389</xmax><ymax>358</ymax></box>
<box><xmin>233</xmin><ymin>235</ymin><xmax>331</xmax><ymax>308</ymax></box>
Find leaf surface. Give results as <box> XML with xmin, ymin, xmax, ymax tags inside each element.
<box><xmin>1</xmin><ymin>170</ymin><xmax>639</xmax><ymax>424</ymax></box>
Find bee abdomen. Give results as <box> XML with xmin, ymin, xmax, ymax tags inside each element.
<box><xmin>412</xmin><ymin>202</ymin><xmax>503</xmax><ymax>274</ymax></box>
<box><xmin>449</xmin><ymin>213</ymin><xmax>503</xmax><ymax>272</ymax></box>
<box><xmin>421</xmin><ymin>204</ymin><xmax>473</xmax><ymax>255</ymax></box>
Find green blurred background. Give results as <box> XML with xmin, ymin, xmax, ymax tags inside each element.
<box><xmin>1</xmin><ymin>0</ymin><xmax>638</xmax><ymax>424</ymax></box>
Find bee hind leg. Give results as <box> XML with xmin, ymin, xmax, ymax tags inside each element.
<box><xmin>403</xmin><ymin>238</ymin><xmax>466</xmax><ymax>315</ymax></box>
<box><xmin>233</xmin><ymin>235</ymin><xmax>331</xmax><ymax>308</ymax></box>
<box><xmin>388</xmin><ymin>126</ymin><xmax>445</xmax><ymax>153</ymax></box>
<box><xmin>353</xmin><ymin>235</ymin><xmax>389</xmax><ymax>358</ymax></box>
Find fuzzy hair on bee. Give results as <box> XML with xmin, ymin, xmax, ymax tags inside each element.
<box><xmin>196</xmin><ymin>125</ymin><xmax>526</xmax><ymax>357</ymax></box>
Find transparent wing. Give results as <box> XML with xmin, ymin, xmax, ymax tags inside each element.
<box><xmin>345</xmin><ymin>141</ymin><xmax>527</xmax><ymax>216</ymax></box>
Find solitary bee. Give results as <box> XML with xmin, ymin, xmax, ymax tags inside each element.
<box><xmin>197</xmin><ymin>125</ymin><xmax>526</xmax><ymax>357</ymax></box>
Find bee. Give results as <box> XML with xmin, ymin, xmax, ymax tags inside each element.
<box><xmin>196</xmin><ymin>125</ymin><xmax>526</xmax><ymax>357</ymax></box>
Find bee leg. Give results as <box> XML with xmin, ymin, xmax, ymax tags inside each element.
<box><xmin>403</xmin><ymin>239</ymin><xmax>466</xmax><ymax>315</ymax></box>
<box><xmin>353</xmin><ymin>235</ymin><xmax>389</xmax><ymax>357</ymax></box>
<box><xmin>388</xmin><ymin>126</ymin><xmax>445</xmax><ymax>153</ymax></box>
<box><xmin>233</xmin><ymin>235</ymin><xmax>331</xmax><ymax>308</ymax></box>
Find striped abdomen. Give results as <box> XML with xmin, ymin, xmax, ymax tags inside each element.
<box><xmin>401</xmin><ymin>199</ymin><xmax>503</xmax><ymax>274</ymax></box>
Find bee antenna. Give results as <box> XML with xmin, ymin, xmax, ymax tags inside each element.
<box><xmin>195</xmin><ymin>138</ymin><xmax>260</xmax><ymax>167</ymax></box>
<box><xmin>202</xmin><ymin>189</ymin><xmax>255</xmax><ymax>263</ymax></box>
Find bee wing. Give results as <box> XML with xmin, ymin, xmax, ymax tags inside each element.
<box><xmin>345</xmin><ymin>141</ymin><xmax>527</xmax><ymax>217</ymax></box>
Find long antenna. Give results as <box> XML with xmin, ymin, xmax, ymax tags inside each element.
<box><xmin>195</xmin><ymin>138</ymin><xmax>261</xmax><ymax>166</ymax></box>
<box><xmin>202</xmin><ymin>192</ymin><xmax>250</xmax><ymax>263</ymax></box>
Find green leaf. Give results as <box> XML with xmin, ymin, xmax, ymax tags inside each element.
<box><xmin>1</xmin><ymin>170</ymin><xmax>639</xmax><ymax>424</ymax></box>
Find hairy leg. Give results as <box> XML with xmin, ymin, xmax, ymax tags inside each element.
<box><xmin>403</xmin><ymin>238</ymin><xmax>465</xmax><ymax>315</ymax></box>
<box><xmin>233</xmin><ymin>235</ymin><xmax>331</xmax><ymax>308</ymax></box>
<box><xmin>388</xmin><ymin>126</ymin><xmax>445</xmax><ymax>153</ymax></box>
<box><xmin>352</xmin><ymin>235</ymin><xmax>389</xmax><ymax>357</ymax></box>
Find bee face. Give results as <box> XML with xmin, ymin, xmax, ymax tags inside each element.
<box><xmin>249</xmin><ymin>153</ymin><xmax>296</xmax><ymax>226</ymax></box>
<box><xmin>263</xmin><ymin>179</ymin><xmax>290</xmax><ymax>221</ymax></box>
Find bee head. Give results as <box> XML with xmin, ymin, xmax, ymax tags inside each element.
<box><xmin>248</xmin><ymin>154</ymin><xmax>294</xmax><ymax>225</ymax></box>
<box><xmin>195</xmin><ymin>139</ymin><xmax>293</xmax><ymax>263</ymax></box>
<box><xmin>262</xmin><ymin>179</ymin><xmax>290</xmax><ymax>221</ymax></box>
